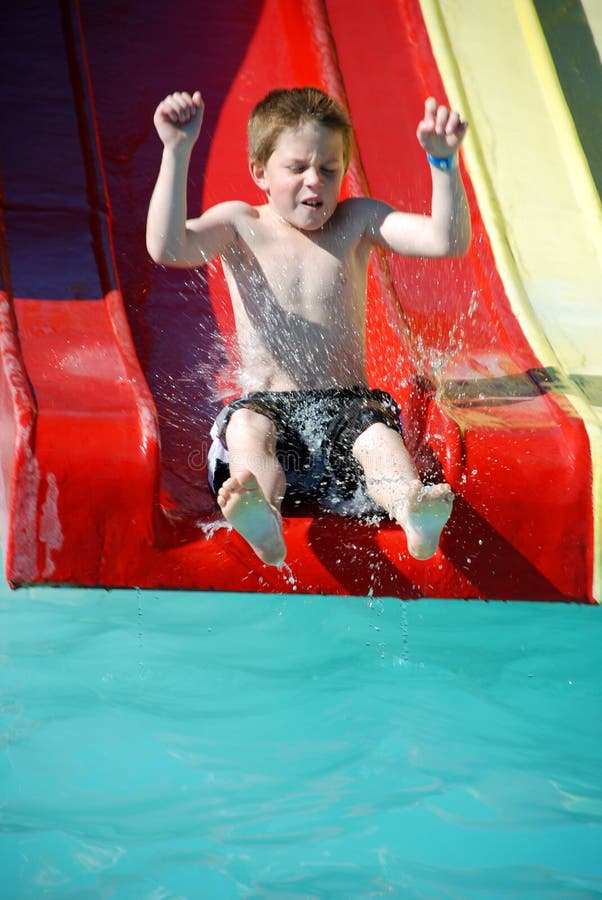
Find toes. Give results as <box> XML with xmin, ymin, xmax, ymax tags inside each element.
<box><xmin>216</xmin><ymin>484</ymin><xmax>232</xmax><ymax>505</ymax></box>
<box><xmin>419</xmin><ymin>483</ymin><xmax>454</xmax><ymax>505</ymax></box>
<box><xmin>408</xmin><ymin>540</ymin><xmax>437</xmax><ymax>561</ymax></box>
<box><xmin>218</xmin><ymin>474</ymin><xmax>247</xmax><ymax>503</ymax></box>
<box><xmin>235</xmin><ymin>470</ymin><xmax>257</xmax><ymax>492</ymax></box>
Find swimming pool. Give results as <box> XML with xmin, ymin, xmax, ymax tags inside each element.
<box><xmin>2</xmin><ymin>583</ymin><xmax>601</xmax><ymax>898</ymax></box>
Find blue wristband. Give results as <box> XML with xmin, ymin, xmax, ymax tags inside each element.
<box><xmin>426</xmin><ymin>152</ymin><xmax>457</xmax><ymax>171</ymax></box>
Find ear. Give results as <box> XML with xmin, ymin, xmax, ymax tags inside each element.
<box><xmin>249</xmin><ymin>159</ymin><xmax>269</xmax><ymax>193</ymax></box>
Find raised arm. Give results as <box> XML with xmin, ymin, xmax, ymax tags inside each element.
<box><xmin>146</xmin><ymin>91</ymin><xmax>236</xmax><ymax>267</ymax></box>
<box><xmin>367</xmin><ymin>98</ymin><xmax>471</xmax><ymax>258</ymax></box>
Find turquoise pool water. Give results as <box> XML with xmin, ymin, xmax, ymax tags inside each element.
<box><xmin>1</xmin><ymin>582</ymin><xmax>601</xmax><ymax>899</ymax></box>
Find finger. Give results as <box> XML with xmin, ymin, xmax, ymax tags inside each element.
<box><xmin>423</xmin><ymin>96</ymin><xmax>437</xmax><ymax>126</ymax></box>
<box><xmin>161</xmin><ymin>92</ymin><xmax>196</xmax><ymax>123</ymax></box>
<box><xmin>417</xmin><ymin>97</ymin><xmax>437</xmax><ymax>145</ymax></box>
<box><xmin>435</xmin><ymin>105</ymin><xmax>448</xmax><ymax>135</ymax></box>
<box><xmin>159</xmin><ymin>94</ymin><xmax>185</xmax><ymax>123</ymax></box>
<box><xmin>447</xmin><ymin>111</ymin><xmax>469</xmax><ymax>137</ymax></box>
<box><xmin>159</xmin><ymin>100</ymin><xmax>181</xmax><ymax>125</ymax></box>
<box><xmin>445</xmin><ymin>110</ymin><xmax>460</xmax><ymax>135</ymax></box>
<box><xmin>172</xmin><ymin>92</ymin><xmax>197</xmax><ymax>123</ymax></box>
<box><xmin>167</xmin><ymin>92</ymin><xmax>191</xmax><ymax>111</ymax></box>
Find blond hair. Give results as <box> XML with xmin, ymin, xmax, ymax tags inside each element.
<box><xmin>248</xmin><ymin>87</ymin><xmax>353</xmax><ymax>169</ymax></box>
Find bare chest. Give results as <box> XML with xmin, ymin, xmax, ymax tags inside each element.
<box><xmin>225</xmin><ymin>219</ymin><xmax>367</xmax><ymax>327</ymax></box>
<box><xmin>262</xmin><ymin>244</ymin><xmax>350</xmax><ymax>321</ymax></box>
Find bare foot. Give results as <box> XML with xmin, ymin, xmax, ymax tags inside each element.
<box><xmin>217</xmin><ymin>471</ymin><xmax>286</xmax><ymax>566</ymax></box>
<box><xmin>392</xmin><ymin>480</ymin><xmax>453</xmax><ymax>560</ymax></box>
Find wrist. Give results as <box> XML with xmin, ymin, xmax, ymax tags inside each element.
<box><xmin>426</xmin><ymin>152</ymin><xmax>457</xmax><ymax>171</ymax></box>
<box><xmin>163</xmin><ymin>140</ymin><xmax>194</xmax><ymax>162</ymax></box>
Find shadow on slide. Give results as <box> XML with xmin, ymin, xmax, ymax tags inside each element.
<box><xmin>0</xmin><ymin>0</ymin><xmax>595</xmax><ymax>600</ymax></box>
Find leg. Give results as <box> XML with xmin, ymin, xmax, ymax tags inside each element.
<box><xmin>352</xmin><ymin>422</ymin><xmax>453</xmax><ymax>560</ymax></box>
<box><xmin>217</xmin><ymin>408</ymin><xmax>287</xmax><ymax>566</ymax></box>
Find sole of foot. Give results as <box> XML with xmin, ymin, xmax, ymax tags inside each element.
<box><xmin>217</xmin><ymin>470</ymin><xmax>287</xmax><ymax>566</ymax></box>
<box><xmin>393</xmin><ymin>480</ymin><xmax>454</xmax><ymax>560</ymax></box>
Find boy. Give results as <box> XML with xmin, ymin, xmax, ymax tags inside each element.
<box><xmin>147</xmin><ymin>87</ymin><xmax>470</xmax><ymax>567</ymax></box>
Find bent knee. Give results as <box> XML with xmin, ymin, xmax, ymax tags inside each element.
<box><xmin>352</xmin><ymin>421</ymin><xmax>405</xmax><ymax>462</ymax></box>
<box><xmin>225</xmin><ymin>407</ymin><xmax>277</xmax><ymax>451</ymax></box>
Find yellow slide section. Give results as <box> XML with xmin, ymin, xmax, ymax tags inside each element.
<box><xmin>419</xmin><ymin>0</ymin><xmax>602</xmax><ymax>601</ymax></box>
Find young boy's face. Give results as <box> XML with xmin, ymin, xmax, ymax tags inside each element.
<box><xmin>250</xmin><ymin>121</ymin><xmax>346</xmax><ymax>232</ymax></box>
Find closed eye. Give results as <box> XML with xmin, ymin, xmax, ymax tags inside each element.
<box><xmin>286</xmin><ymin>164</ymin><xmax>339</xmax><ymax>175</ymax></box>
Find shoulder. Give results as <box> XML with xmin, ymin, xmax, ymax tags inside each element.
<box><xmin>187</xmin><ymin>201</ymin><xmax>260</xmax><ymax>254</ymax></box>
<box><xmin>190</xmin><ymin>200</ymin><xmax>257</xmax><ymax>229</ymax></box>
<box><xmin>334</xmin><ymin>196</ymin><xmax>396</xmax><ymax>239</ymax></box>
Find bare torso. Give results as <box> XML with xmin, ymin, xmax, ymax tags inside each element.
<box><xmin>221</xmin><ymin>199</ymin><xmax>373</xmax><ymax>391</ymax></box>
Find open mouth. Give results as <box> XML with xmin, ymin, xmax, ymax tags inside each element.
<box><xmin>302</xmin><ymin>198</ymin><xmax>323</xmax><ymax>209</ymax></box>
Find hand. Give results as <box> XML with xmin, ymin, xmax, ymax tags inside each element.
<box><xmin>416</xmin><ymin>97</ymin><xmax>468</xmax><ymax>159</ymax></box>
<box><xmin>153</xmin><ymin>90</ymin><xmax>204</xmax><ymax>150</ymax></box>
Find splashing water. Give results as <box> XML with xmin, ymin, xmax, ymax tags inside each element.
<box><xmin>196</xmin><ymin>518</ymin><xmax>231</xmax><ymax>539</ymax></box>
<box><xmin>279</xmin><ymin>562</ymin><xmax>298</xmax><ymax>591</ymax></box>
<box><xmin>410</xmin><ymin>290</ymin><xmax>482</xmax><ymax>391</ymax></box>
<box><xmin>148</xmin><ymin>236</ymin><xmax>487</xmax><ymax>549</ymax></box>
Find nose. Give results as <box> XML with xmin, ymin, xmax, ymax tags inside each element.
<box><xmin>304</xmin><ymin>166</ymin><xmax>322</xmax><ymax>187</ymax></box>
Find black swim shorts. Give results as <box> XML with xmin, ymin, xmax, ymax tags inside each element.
<box><xmin>207</xmin><ymin>386</ymin><xmax>403</xmax><ymax>506</ymax></box>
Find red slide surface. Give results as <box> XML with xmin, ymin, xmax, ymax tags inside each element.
<box><xmin>0</xmin><ymin>0</ymin><xmax>594</xmax><ymax>600</ymax></box>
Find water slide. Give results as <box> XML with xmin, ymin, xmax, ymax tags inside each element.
<box><xmin>1</xmin><ymin>0</ymin><xmax>599</xmax><ymax>601</ymax></box>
